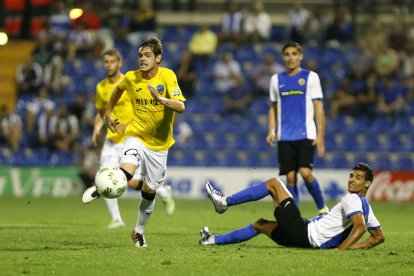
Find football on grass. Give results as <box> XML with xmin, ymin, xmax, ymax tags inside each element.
<box><xmin>95</xmin><ymin>167</ymin><xmax>127</xmax><ymax>199</ymax></box>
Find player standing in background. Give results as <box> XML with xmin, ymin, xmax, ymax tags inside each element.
<box><xmin>105</xmin><ymin>37</ymin><xmax>185</xmax><ymax>247</ymax></box>
<box><xmin>266</xmin><ymin>42</ymin><xmax>328</xmax><ymax>214</ymax></box>
<box><xmin>82</xmin><ymin>48</ymin><xmax>175</xmax><ymax>229</ymax></box>
<box><xmin>200</xmin><ymin>163</ymin><xmax>385</xmax><ymax>250</ymax></box>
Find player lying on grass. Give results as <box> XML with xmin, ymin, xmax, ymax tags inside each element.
<box><xmin>200</xmin><ymin>163</ymin><xmax>385</xmax><ymax>250</ymax></box>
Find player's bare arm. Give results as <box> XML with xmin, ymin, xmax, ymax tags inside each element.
<box><xmin>147</xmin><ymin>84</ymin><xmax>185</xmax><ymax>113</ymax></box>
<box><xmin>349</xmin><ymin>227</ymin><xmax>385</xmax><ymax>249</ymax></box>
<box><xmin>266</xmin><ymin>103</ymin><xmax>277</xmax><ymax>147</ymax></box>
<box><xmin>313</xmin><ymin>100</ymin><xmax>325</xmax><ymax>157</ymax></box>
<box><xmin>337</xmin><ymin>213</ymin><xmax>367</xmax><ymax>250</ymax></box>
<box><xmin>105</xmin><ymin>85</ymin><xmax>124</xmax><ymax>132</ymax></box>
<box><xmin>92</xmin><ymin>109</ymin><xmax>105</xmax><ymax>146</ymax></box>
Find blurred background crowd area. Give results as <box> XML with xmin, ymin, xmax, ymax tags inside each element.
<box><xmin>0</xmin><ymin>0</ymin><xmax>414</xmax><ymax>171</ymax></box>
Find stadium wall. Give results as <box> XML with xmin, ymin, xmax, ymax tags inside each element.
<box><xmin>0</xmin><ymin>167</ymin><xmax>413</xmax><ymax>202</ymax></box>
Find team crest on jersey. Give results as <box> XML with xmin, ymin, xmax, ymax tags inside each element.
<box><xmin>156</xmin><ymin>85</ymin><xmax>165</xmax><ymax>94</ymax></box>
<box><xmin>172</xmin><ymin>88</ymin><xmax>181</xmax><ymax>96</ymax></box>
<box><xmin>298</xmin><ymin>78</ymin><xmax>306</xmax><ymax>86</ymax></box>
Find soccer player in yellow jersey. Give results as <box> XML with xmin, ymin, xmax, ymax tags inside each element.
<box><xmin>82</xmin><ymin>49</ymin><xmax>130</xmax><ymax>228</ymax></box>
<box><xmin>82</xmin><ymin>48</ymin><xmax>176</xmax><ymax>229</ymax></box>
<box><xmin>105</xmin><ymin>37</ymin><xmax>185</xmax><ymax>247</ymax></box>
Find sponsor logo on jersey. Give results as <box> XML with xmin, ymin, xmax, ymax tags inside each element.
<box><xmin>298</xmin><ymin>78</ymin><xmax>306</xmax><ymax>86</ymax></box>
<box><xmin>280</xmin><ymin>90</ymin><xmax>304</xmax><ymax>96</ymax></box>
<box><xmin>135</xmin><ymin>88</ymin><xmax>142</xmax><ymax>93</ymax></box>
<box><xmin>172</xmin><ymin>88</ymin><xmax>181</xmax><ymax>96</ymax></box>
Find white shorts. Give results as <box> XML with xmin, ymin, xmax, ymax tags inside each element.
<box><xmin>121</xmin><ymin>136</ymin><xmax>168</xmax><ymax>190</ymax></box>
<box><xmin>100</xmin><ymin>139</ymin><xmax>141</xmax><ymax>180</ymax></box>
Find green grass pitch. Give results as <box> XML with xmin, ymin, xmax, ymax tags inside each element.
<box><xmin>1</xmin><ymin>197</ymin><xmax>413</xmax><ymax>275</ymax></box>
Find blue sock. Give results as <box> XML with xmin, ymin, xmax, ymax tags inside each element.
<box><xmin>214</xmin><ymin>224</ymin><xmax>258</xmax><ymax>245</ymax></box>
<box><xmin>226</xmin><ymin>183</ymin><xmax>269</xmax><ymax>206</ymax></box>
<box><xmin>287</xmin><ymin>185</ymin><xmax>299</xmax><ymax>205</ymax></box>
<box><xmin>305</xmin><ymin>178</ymin><xmax>325</xmax><ymax>210</ymax></box>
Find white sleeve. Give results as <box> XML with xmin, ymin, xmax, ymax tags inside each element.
<box><xmin>341</xmin><ymin>194</ymin><xmax>363</xmax><ymax>218</ymax></box>
<box><xmin>367</xmin><ymin>205</ymin><xmax>381</xmax><ymax>230</ymax></box>
<box><xmin>308</xmin><ymin>71</ymin><xmax>323</xmax><ymax>100</ymax></box>
<box><xmin>269</xmin><ymin>74</ymin><xmax>279</xmax><ymax>103</ymax></box>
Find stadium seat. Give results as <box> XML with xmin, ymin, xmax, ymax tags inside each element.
<box><xmin>393</xmin><ymin>156</ymin><xmax>414</xmax><ymax>171</ymax></box>
<box><xmin>373</xmin><ymin>155</ymin><xmax>393</xmax><ymax>171</ymax></box>
<box><xmin>330</xmin><ymin>153</ymin><xmax>350</xmax><ymax>168</ymax></box>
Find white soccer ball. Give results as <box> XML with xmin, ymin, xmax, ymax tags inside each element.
<box><xmin>95</xmin><ymin>167</ymin><xmax>127</xmax><ymax>199</ymax></box>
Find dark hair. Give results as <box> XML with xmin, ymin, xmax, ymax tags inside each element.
<box><xmin>139</xmin><ymin>37</ymin><xmax>163</xmax><ymax>57</ymax></box>
<box><xmin>352</xmin><ymin>163</ymin><xmax>374</xmax><ymax>182</ymax></box>
<box><xmin>103</xmin><ymin>48</ymin><xmax>122</xmax><ymax>63</ymax></box>
<box><xmin>282</xmin><ymin>41</ymin><xmax>303</xmax><ymax>54</ymax></box>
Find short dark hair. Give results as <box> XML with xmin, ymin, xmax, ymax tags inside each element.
<box><xmin>139</xmin><ymin>36</ymin><xmax>163</xmax><ymax>57</ymax></box>
<box><xmin>282</xmin><ymin>41</ymin><xmax>303</xmax><ymax>54</ymax></box>
<box><xmin>103</xmin><ymin>48</ymin><xmax>122</xmax><ymax>62</ymax></box>
<box><xmin>352</xmin><ymin>163</ymin><xmax>374</xmax><ymax>182</ymax></box>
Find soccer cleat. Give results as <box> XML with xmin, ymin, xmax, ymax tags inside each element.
<box><xmin>162</xmin><ymin>185</ymin><xmax>175</xmax><ymax>216</ymax></box>
<box><xmin>131</xmin><ymin>230</ymin><xmax>147</xmax><ymax>248</ymax></box>
<box><xmin>199</xmin><ymin>226</ymin><xmax>215</xmax><ymax>245</ymax></box>
<box><xmin>205</xmin><ymin>181</ymin><xmax>228</xmax><ymax>214</ymax></box>
<box><xmin>82</xmin><ymin>186</ymin><xmax>100</xmax><ymax>204</ymax></box>
<box><xmin>318</xmin><ymin>205</ymin><xmax>330</xmax><ymax>215</ymax></box>
<box><xmin>107</xmin><ymin>219</ymin><xmax>125</xmax><ymax>229</ymax></box>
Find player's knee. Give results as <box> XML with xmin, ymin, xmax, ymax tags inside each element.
<box><xmin>120</xmin><ymin>167</ymin><xmax>133</xmax><ymax>181</ymax></box>
<box><xmin>299</xmin><ymin>168</ymin><xmax>312</xmax><ymax>180</ymax></box>
<box><xmin>265</xmin><ymin>178</ymin><xmax>279</xmax><ymax>197</ymax></box>
<box><xmin>141</xmin><ymin>190</ymin><xmax>156</xmax><ymax>201</ymax></box>
<box><xmin>253</xmin><ymin>218</ymin><xmax>270</xmax><ymax>233</ymax></box>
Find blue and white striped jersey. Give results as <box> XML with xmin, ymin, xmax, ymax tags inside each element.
<box><xmin>307</xmin><ymin>193</ymin><xmax>381</xmax><ymax>249</ymax></box>
<box><xmin>269</xmin><ymin>69</ymin><xmax>323</xmax><ymax>141</ymax></box>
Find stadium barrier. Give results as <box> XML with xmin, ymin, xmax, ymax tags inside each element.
<box><xmin>0</xmin><ymin>167</ymin><xmax>413</xmax><ymax>201</ymax></box>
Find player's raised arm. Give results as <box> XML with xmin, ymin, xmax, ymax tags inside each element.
<box><xmin>105</xmin><ymin>85</ymin><xmax>124</xmax><ymax>132</ymax></box>
<box><xmin>147</xmin><ymin>84</ymin><xmax>185</xmax><ymax>113</ymax></box>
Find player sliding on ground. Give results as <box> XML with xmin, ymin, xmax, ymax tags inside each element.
<box><xmin>200</xmin><ymin>163</ymin><xmax>385</xmax><ymax>250</ymax></box>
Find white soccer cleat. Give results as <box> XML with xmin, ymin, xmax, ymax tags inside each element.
<box><xmin>131</xmin><ymin>230</ymin><xmax>147</xmax><ymax>248</ymax></box>
<box><xmin>163</xmin><ymin>185</ymin><xmax>175</xmax><ymax>216</ymax></box>
<box><xmin>199</xmin><ymin>226</ymin><xmax>215</xmax><ymax>245</ymax></box>
<box><xmin>107</xmin><ymin>219</ymin><xmax>125</xmax><ymax>229</ymax></box>
<box><xmin>205</xmin><ymin>181</ymin><xmax>228</xmax><ymax>214</ymax></box>
<box><xmin>82</xmin><ymin>186</ymin><xmax>100</xmax><ymax>204</ymax></box>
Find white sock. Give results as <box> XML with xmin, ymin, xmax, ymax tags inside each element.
<box><xmin>135</xmin><ymin>198</ymin><xmax>155</xmax><ymax>234</ymax></box>
<box><xmin>104</xmin><ymin>198</ymin><xmax>122</xmax><ymax>222</ymax></box>
<box><xmin>156</xmin><ymin>186</ymin><xmax>170</xmax><ymax>201</ymax></box>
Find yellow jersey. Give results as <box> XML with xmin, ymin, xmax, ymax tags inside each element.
<box><xmin>96</xmin><ymin>74</ymin><xmax>133</xmax><ymax>144</ymax></box>
<box><xmin>118</xmin><ymin>67</ymin><xmax>186</xmax><ymax>150</ymax></box>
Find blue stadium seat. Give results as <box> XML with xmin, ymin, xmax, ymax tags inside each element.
<box><xmin>248</xmin><ymin>97</ymin><xmax>269</xmax><ymax>115</ymax></box>
<box><xmin>373</xmin><ymin>155</ymin><xmax>392</xmax><ymax>171</ymax></box>
<box><xmin>393</xmin><ymin>156</ymin><xmax>414</xmax><ymax>171</ymax></box>
<box><xmin>330</xmin><ymin>153</ymin><xmax>350</xmax><ymax>168</ymax></box>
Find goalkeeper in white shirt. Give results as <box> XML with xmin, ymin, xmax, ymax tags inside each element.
<box><xmin>200</xmin><ymin>163</ymin><xmax>385</xmax><ymax>250</ymax></box>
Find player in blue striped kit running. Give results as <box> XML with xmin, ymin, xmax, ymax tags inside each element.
<box><xmin>266</xmin><ymin>42</ymin><xmax>328</xmax><ymax>214</ymax></box>
<box><xmin>200</xmin><ymin>163</ymin><xmax>385</xmax><ymax>250</ymax></box>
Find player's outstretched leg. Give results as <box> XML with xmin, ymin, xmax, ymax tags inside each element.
<box><xmin>199</xmin><ymin>224</ymin><xmax>259</xmax><ymax>245</ymax></box>
<box><xmin>205</xmin><ymin>180</ymin><xmax>270</xmax><ymax>214</ymax></box>
<box><xmin>205</xmin><ymin>181</ymin><xmax>228</xmax><ymax>214</ymax></box>
<box><xmin>82</xmin><ymin>186</ymin><xmax>100</xmax><ymax>204</ymax></box>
